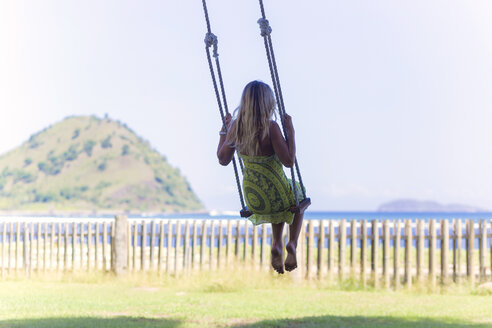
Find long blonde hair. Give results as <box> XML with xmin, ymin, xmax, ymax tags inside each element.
<box><xmin>228</xmin><ymin>81</ymin><xmax>276</xmax><ymax>155</ymax></box>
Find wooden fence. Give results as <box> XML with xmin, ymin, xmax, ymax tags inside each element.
<box><xmin>1</xmin><ymin>218</ymin><xmax>491</xmax><ymax>287</ymax></box>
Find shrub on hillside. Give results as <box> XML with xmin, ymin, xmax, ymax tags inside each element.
<box><xmin>101</xmin><ymin>136</ymin><xmax>112</xmax><ymax>149</ymax></box>
<box><xmin>33</xmin><ymin>190</ymin><xmax>59</xmax><ymax>203</ymax></box>
<box><xmin>38</xmin><ymin>157</ymin><xmax>63</xmax><ymax>175</ymax></box>
<box><xmin>1</xmin><ymin>168</ymin><xmax>8</xmax><ymax>178</ymax></box>
<box><xmin>13</xmin><ymin>170</ymin><xmax>36</xmax><ymax>184</ymax></box>
<box><xmin>72</xmin><ymin>129</ymin><xmax>80</xmax><ymax>139</ymax></box>
<box><xmin>59</xmin><ymin>186</ymin><xmax>89</xmax><ymax>200</ymax></box>
<box><xmin>121</xmin><ymin>144</ymin><xmax>130</xmax><ymax>156</ymax></box>
<box><xmin>95</xmin><ymin>181</ymin><xmax>111</xmax><ymax>190</ymax></box>
<box><xmin>83</xmin><ymin>140</ymin><xmax>96</xmax><ymax>156</ymax></box>
<box><xmin>63</xmin><ymin>145</ymin><xmax>79</xmax><ymax>161</ymax></box>
<box><xmin>97</xmin><ymin>161</ymin><xmax>107</xmax><ymax>171</ymax></box>
<box><xmin>28</xmin><ymin>138</ymin><xmax>42</xmax><ymax>149</ymax></box>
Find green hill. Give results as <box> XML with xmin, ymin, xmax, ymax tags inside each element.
<box><xmin>0</xmin><ymin>116</ymin><xmax>203</xmax><ymax>214</ymax></box>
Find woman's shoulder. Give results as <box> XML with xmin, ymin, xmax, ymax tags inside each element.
<box><xmin>269</xmin><ymin>120</ymin><xmax>282</xmax><ymax>136</ymax></box>
<box><xmin>268</xmin><ymin>120</ymin><xmax>281</xmax><ymax>132</ymax></box>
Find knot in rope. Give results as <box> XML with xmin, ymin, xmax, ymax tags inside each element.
<box><xmin>204</xmin><ymin>32</ymin><xmax>219</xmax><ymax>57</ymax></box>
<box><xmin>257</xmin><ymin>18</ymin><xmax>272</xmax><ymax>37</ymax></box>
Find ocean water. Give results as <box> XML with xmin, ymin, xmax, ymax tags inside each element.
<box><xmin>135</xmin><ymin>211</ymin><xmax>492</xmax><ymax>222</ymax></box>
<box><xmin>1</xmin><ymin>211</ymin><xmax>491</xmax><ymax>222</ymax></box>
<box><xmin>301</xmin><ymin>211</ymin><xmax>492</xmax><ymax>221</ymax></box>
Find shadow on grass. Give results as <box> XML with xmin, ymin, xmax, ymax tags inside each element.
<box><xmin>0</xmin><ymin>316</ymin><xmax>181</xmax><ymax>328</ymax></box>
<box><xmin>232</xmin><ymin>315</ymin><xmax>491</xmax><ymax>328</ymax></box>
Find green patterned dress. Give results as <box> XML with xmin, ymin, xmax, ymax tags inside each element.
<box><xmin>240</xmin><ymin>153</ymin><xmax>303</xmax><ymax>226</ymax></box>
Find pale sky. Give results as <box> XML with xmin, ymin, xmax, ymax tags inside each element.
<box><xmin>1</xmin><ymin>1</ymin><xmax>492</xmax><ymax>211</ymax></box>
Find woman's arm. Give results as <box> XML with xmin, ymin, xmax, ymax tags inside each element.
<box><xmin>217</xmin><ymin>114</ymin><xmax>235</xmax><ymax>166</ymax></box>
<box><xmin>270</xmin><ymin>114</ymin><xmax>295</xmax><ymax>168</ymax></box>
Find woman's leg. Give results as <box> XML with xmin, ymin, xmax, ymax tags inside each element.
<box><xmin>285</xmin><ymin>211</ymin><xmax>305</xmax><ymax>271</ymax></box>
<box><xmin>271</xmin><ymin>222</ymin><xmax>284</xmax><ymax>274</ymax></box>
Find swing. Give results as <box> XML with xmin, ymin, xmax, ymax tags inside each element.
<box><xmin>202</xmin><ymin>0</ymin><xmax>311</xmax><ymax>218</ymax></box>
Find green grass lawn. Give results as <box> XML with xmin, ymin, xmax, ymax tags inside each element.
<box><xmin>0</xmin><ymin>269</ymin><xmax>491</xmax><ymax>328</ymax></box>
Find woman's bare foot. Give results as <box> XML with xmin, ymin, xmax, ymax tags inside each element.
<box><xmin>271</xmin><ymin>245</ymin><xmax>284</xmax><ymax>274</ymax></box>
<box><xmin>285</xmin><ymin>241</ymin><xmax>297</xmax><ymax>272</ymax></box>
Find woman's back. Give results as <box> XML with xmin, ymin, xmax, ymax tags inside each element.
<box><xmin>238</xmin><ymin>120</ymin><xmax>295</xmax><ymax>168</ymax></box>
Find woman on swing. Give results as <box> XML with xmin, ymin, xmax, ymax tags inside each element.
<box><xmin>217</xmin><ymin>80</ymin><xmax>305</xmax><ymax>274</ymax></box>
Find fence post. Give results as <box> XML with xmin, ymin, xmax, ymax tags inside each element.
<box><xmin>183</xmin><ymin>221</ymin><xmax>190</xmax><ymax>274</ymax></box>
<box><xmin>175</xmin><ymin>221</ymin><xmax>181</xmax><ymax>275</ymax></box>
<box><xmin>404</xmin><ymin>219</ymin><xmax>412</xmax><ymax>288</ymax></box>
<box><xmin>86</xmin><ymin>222</ymin><xmax>92</xmax><ymax>272</ymax></box>
<box><xmin>479</xmin><ymin>219</ymin><xmax>486</xmax><ymax>281</ymax></box>
<box><xmin>227</xmin><ymin>220</ymin><xmax>232</xmax><ymax>267</ymax></box>
<box><xmin>1</xmin><ymin>222</ymin><xmax>5</xmax><ymax>278</ymax></box>
<box><xmin>158</xmin><ymin>221</ymin><xmax>164</xmax><ymax>273</ymax></box>
<box><xmin>429</xmin><ymin>220</ymin><xmax>436</xmax><ymax>288</ymax></box>
<box><xmin>133</xmin><ymin>221</ymin><xmax>138</xmax><ymax>272</ymax></box>
<box><xmin>209</xmin><ymin>220</ymin><xmax>215</xmax><ymax>270</ymax></box>
<box><xmin>23</xmin><ymin>222</ymin><xmax>28</xmax><ymax>278</ymax></box>
<box><xmin>455</xmin><ymin>219</ymin><xmax>462</xmax><ymax>283</ymax></box>
<box><xmin>243</xmin><ymin>221</ymin><xmax>248</xmax><ymax>263</ymax></box>
<box><xmin>72</xmin><ymin>222</ymin><xmax>77</xmax><ymax>271</ymax></box>
<box><xmin>318</xmin><ymin>220</ymin><xmax>325</xmax><ymax>279</ymax></box>
<box><xmin>441</xmin><ymin>220</ymin><xmax>449</xmax><ymax>284</ymax></box>
<box><xmin>417</xmin><ymin>220</ymin><xmax>424</xmax><ymax>284</ymax></box>
<box><xmin>95</xmin><ymin>223</ymin><xmax>100</xmax><ymax>271</ymax></box>
<box><xmin>200</xmin><ymin>220</ymin><xmax>206</xmax><ymax>270</ymax></box>
<box><xmin>394</xmin><ymin>220</ymin><xmax>401</xmax><ymax>290</ymax></box>
<box><xmin>168</xmin><ymin>220</ymin><xmax>174</xmax><ymax>274</ymax></box>
<box><xmin>50</xmin><ymin>223</ymin><xmax>55</xmax><ymax>271</ymax></box>
<box><xmin>16</xmin><ymin>222</ymin><xmax>21</xmax><ymax>272</ymax></box>
<box><xmin>383</xmin><ymin>220</ymin><xmax>390</xmax><ymax>289</ymax></box>
<box><xmin>29</xmin><ymin>223</ymin><xmax>33</xmax><ymax>277</ymax></box>
<box><xmin>63</xmin><ymin>223</ymin><xmax>68</xmax><ymax>272</ymax></box>
<box><xmin>7</xmin><ymin>222</ymin><xmax>11</xmax><ymax>274</ymax></box>
<box><xmin>234</xmin><ymin>220</ymin><xmax>240</xmax><ymax>262</ymax></box>
<box><xmin>218</xmin><ymin>220</ymin><xmax>224</xmax><ymax>269</ymax></box>
<box><xmin>79</xmin><ymin>223</ymin><xmax>84</xmax><ymax>271</ymax></box>
<box><xmin>466</xmin><ymin>219</ymin><xmax>475</xmax><ymax>285</ymax></box>
<box><xmin>328</xmin><ymin>220</ymin><xmax>335</xmax><ymax>281</ymax></box>
<box><xmin>252</xmin><ymin>224</ymin><xmax>258</xmax><ymax>269</ymax></box>
<box><xmin>361</xmin><ymin>220</ymin><xmax>367</xmax><ymax>287</ymax></box>
<box><xmin>291</xmin><ymin>221</ymin><xmax>305</xmax><ymax>280</ymax></box>
<box><xmin>36</xmin><ymin>222</ymin><xmax>41</xmax><ymax>273</ymax></box>
<box><xmin>350</xmin><ymin>220</ymin><xmax>356</xmax><ymax>276</ymax></box>
<box><xmin>260</xmin><ymin>224</ymin><xmax>267</xmax><ymax>270</ymax></box>
<box><xmin>372</xmin><ymin>220</ymin><xmax>379</xmax><ymax>288</ymax></box>
<box><xmin>111</xmin><ymin>215</ymin><xmax>128</xmax><ymax>276</ymax></box>
<box><xmin>157</xmin><ymin>220</ymin><xmax>164</xmax><ymax>274</ymax></box>
<box><xmin>150</xmin><ymin>221</ymin><xmax>156</xmax><ymax>271</ymax></box>
<box><xmin>57</xmin><ymin>222</ymin><xmax>62</xmax><ymax>272</ymax></box>
<box><xmin>306</xmin><ymin>221</ymin><xmax>314</xmax><ymax>279</ymax></box>
<box><xmin>192</xmin><ymin>220</ymin><xmax>198</xmax><ymax>270</ymax></box>
<box><xmin>338</xmin><ymin>220</ymin><xmax>346</xmax><ymax>281</ymax></box>
<box><xmin>141</xmin><ymin>220</ymin><xmax>147</xmax><ymax>272</ymax></box>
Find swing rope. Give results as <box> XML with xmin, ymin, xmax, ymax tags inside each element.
<box><xmin>257</xmin><ymin>0</ymin><xmax>307</xmax><ymax>203</ymax></box>
<box><xmin>202</xmin><ymin>0</ymin><xmax>310</xmax><ymax>216</ymax></box>
<box><xmin>202</xmin><ymin>0</ymin><xmax>247</xmax><ymax>212</ymax></box>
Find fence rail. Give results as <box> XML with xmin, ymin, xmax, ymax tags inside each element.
<box><xmin>1</xmin><ymin>218</ymin><xmax>491</xmax><ymax>288</ymax></box>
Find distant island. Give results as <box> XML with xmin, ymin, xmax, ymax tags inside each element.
<box><xmin>0</xmin><ymin>115</ymin><xmax>204</xmax><ymax>214</ymax></box>
<box><xmin>378</xmin><ymin>199</ymin><xmax>488</xmax><ymax>213</ymax></box>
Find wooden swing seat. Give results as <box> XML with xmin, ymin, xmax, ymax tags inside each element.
<box><xmin>240</xmin><ymin>197</ymin><xmax>311</xmax><ymax>218</ymax></box>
